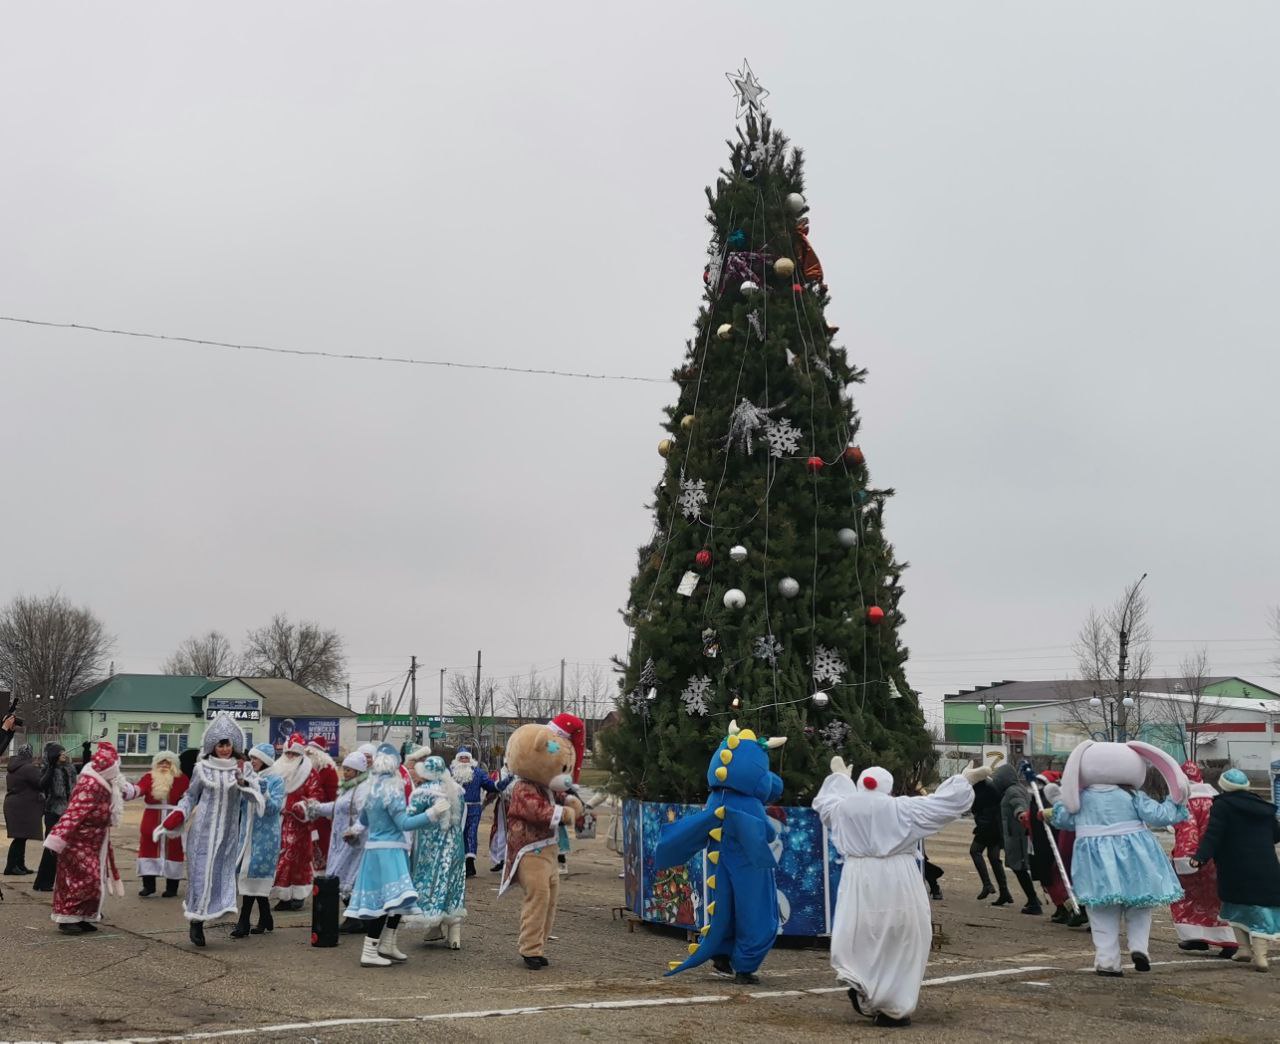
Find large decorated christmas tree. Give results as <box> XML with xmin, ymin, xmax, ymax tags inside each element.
<box><xmin>602</xmin><ymin>66</ymin><xmax>934</xmax><ymax>804</ymax></box>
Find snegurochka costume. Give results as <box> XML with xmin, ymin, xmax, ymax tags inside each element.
<box><xmin>450</xmin><ymin>747</ymin><xmax>498</xmax><ymax>876</ymax></box>
<box><xmin>407</xmin><ymin>755</ymin><xmax>467</xmax><ymax>948</ymax></box>
<box><xmin>655</xmin><ymin>721</ymin><xmax>786</xmax><ymax>984</ymax></box>
<box><xmin>307</xmin><ymin>751</ymin><xmax>371</xmax><ymax>902</ymax></box>
<box><xmin>231</xmin><ymin>742</ymin><xmax>287</xmax><ymax>938</ymax></box>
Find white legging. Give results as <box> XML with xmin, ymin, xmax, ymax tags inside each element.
<box><xmin>1088</xmin><ymin>905</ymin><xmax>1153</xmax><ymax>972</ymax></box>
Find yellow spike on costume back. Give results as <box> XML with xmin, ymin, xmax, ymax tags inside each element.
<box><xmin>707</xmin><ymin>850</ymin><xmax>719</xmax><ymax>864</ymax></box>
<box><xmin>726</xmin><ymin>735</ymin><xmax>740</xmax><ymax>750</ymax></box>
<box><xmin>668</xmin><ymin>961</ymin><xmax>682</xmax><ymax>971</ymax></box>
<box><xmin>719</xmin><ymin>749</ymin><xmax>733</xmax><ymax>765</ymax></box>
<box><xmin>700</xmin><ymin>924</ymin><xmax>710</xmax><ymax>935</ymax></box>
<box><xmin>706</xmin><ymin>874</ymin><xmax>716</xmax><ymax>889</ymax></box>
<box><xmin>709</xmin><ymin>827</ymin><xmax>722</xmax><ymax>842</ymax></box>
<box><xmin>715</xmin><ymin>766</ymin><xmax>728</xmax><ymax>782</ymax></box>
<box><xmin>715</xmin><ymin>805</ymin><xmax>725</xmax><ymax>820</ymax></box>
<box><xmin>706</xmin><ymin>901</ymin><xmax>716</xmax><ymax>916</ymax></box>
<box><xmin>738</xmin><ymin>728</ymin><xmax>757</xmax><ymax>741</ymax></box>
<box><xmin>688</xmin><ymin>942</ymin><xmax>699</xmax><ymax>954</ymax></box>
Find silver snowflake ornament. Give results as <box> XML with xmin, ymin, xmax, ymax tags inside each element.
<box><xmin>811</xmin><ymin>645</ymin><xmax>846</xmax><ymax>685</ymax></box>
<box><xmin>819</xmin><ymin>720</ymin><xmax>850</xmax><ymax>749</ymax></box>
<box><xmin>747</xmin><ymin>309</ymin><xmax>765</xmax><ymax>340</ymax></box>
<box><xmin>724</xmin><ymin>398</ymin><xmax>784</xmax><ymax>456</ymax></box>
<box><xmin>678</xmin><ymin>469</ymin><xmax>708</xmax><ymax>520</ymax></box>
<box><xmin>753</xmin><ymin>634</ymin><xmax>783</xmax><ymax>666</ymax></box>
<box><xmin>681</xmin><ymin>675</ymin><xmax>713</xmax><ymax>717</ymax></box>
<box><xmin>763</xmin><ymin>418</ymin><xmax>802</xmax><ymax>459</ymax></box>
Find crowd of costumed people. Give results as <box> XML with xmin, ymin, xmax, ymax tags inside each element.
<box><xmin>5</xmin><ymin>707</ymin><xmax>1279</xmax><ymax>1032</ymax></box>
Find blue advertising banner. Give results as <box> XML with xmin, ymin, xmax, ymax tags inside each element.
<box><xmin>270</xmin><ymin>716</ymin><xmax>339</xmax><ymax>755</ymax></box>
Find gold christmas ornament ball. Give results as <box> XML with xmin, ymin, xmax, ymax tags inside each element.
<box><xmin>716</xmin><ymin>323</ymin><xmax>734</xmax><ymax>341</ymax></box>
<box><xmin>774</xmin><ymin>257</ymin><xmax>796</xmax><ymax>279</ymax></box>
<box><xmin>658</xmin><ymin>438</ymin><xmax>674</xmax><ymax>458</ymax></box>
<box><xmin>680</xmin><ymin>415</ymin><xmax>695</xmax><ymax>432</ymax></box>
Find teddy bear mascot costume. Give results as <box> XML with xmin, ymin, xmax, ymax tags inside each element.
<box><xmin>814</xmin><ymin>756</ymin><xmax>991</xmax><ymax>1028</ymax></box>
<box><xmin>655</xmin><ymin>720</ymin><xmax>787</xmax><ymax>986</ymax></box>
<box><xmin>1048</xmin><ymin>739</ymin><xmax>1189</xmax><ymax>976</ymax></box>
<box><xmin>497</xmin><ymin>723</ymin><xmax>583</xmax><ymax>969</ymax></box>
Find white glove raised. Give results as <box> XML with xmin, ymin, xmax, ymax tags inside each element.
<box><xmin>830</xmin><ymin>756</ymin><xmax>853</xmax><ymax>779</ymax></box>
<box><xmin>962</xmin><ymin>763</ymin><xmax>992</xmax><ymax>786</ymax></box>
<box><xmin>1043</xmin><ymin>782</ymin><xmax>1061</xmax><ymax>805</ymax></box>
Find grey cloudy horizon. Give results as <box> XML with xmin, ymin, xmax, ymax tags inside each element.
<box><xmin>3</xmin><ymin>2</ymin><xmax>1278</xmax><ymax>731</ymax></box>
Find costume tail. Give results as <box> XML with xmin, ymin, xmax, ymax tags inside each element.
<box><xmin>664</xmin><ymin>872</ymin><xmax>730</xmax><ymax>977</ymax></box>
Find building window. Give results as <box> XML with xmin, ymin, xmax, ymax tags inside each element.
<box><xmin>243</xmin><ymin>730</ymin><xmax>254</xmax><ymax>749</ymax></box>
<box><xmin>156</xmin><ymin>725</ymin><xmax>189</xmax><ymax>753</ymax></box>
<box><xmin>117</xmin><ymin>724</ymin><xmax>149</xmax><ymax>755</ymax></box>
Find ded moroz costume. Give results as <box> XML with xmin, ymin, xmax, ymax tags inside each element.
<box><xmin>815</xmin><ymin>758</ymin><xmax>986</xmax><ymax>1027</ymax></box>
<box><xmin>451</xmin><ymin>747</ymin><xmax>498</xmax><ymax>877</ymax></box>
<box><xmin>135</xmin><ymin>751</ymin><xmax>189</xmax><ymax>898</ymax></box>
<box><xmin>304</xmin><ymin>737</ymin><xmax>340</xmax><ymax>857</ymax></box>
<box><xmin>407</xmin><ymin>755</ymin><xmax>467</xmax><ymax>948</ymax></box>
<box><xmin>272</xmin><ymin>733</ymin><xmax>322</xmax><ymax>910</ymax></box>
<box><xmin>44</xmin><ymin>741</ymin><xmax>141</xmax><ymax>933</ymax></box>
<box><xmin>1171</xmin><ymin>761</ymin><xmax>1236</xmax><ymax>955</ymax></box>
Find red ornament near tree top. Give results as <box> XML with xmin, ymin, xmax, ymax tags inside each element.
<box><xmin>695</xmin><ymin>549</ymin><xmax>712</xmax><ymax>569</ymax></box>
<box><xmin>866</xmin><ymin>606</ymin><xmax>885</xmax><ymax>625</ymax></box>
<box><xmin>843</xmin><ymin>445</ymin><xmax>865</xmax><ymax>466</ymax></box>
<box><xmin>805</xmin><ymin>456</ymin><xmax>824</xmax><ymax>474</ymax></box>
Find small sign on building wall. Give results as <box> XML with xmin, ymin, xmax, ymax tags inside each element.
<box><xmin>207</xmin><ymin>698</ymin><xmax>262</xmax><ymax>722</ymax></box>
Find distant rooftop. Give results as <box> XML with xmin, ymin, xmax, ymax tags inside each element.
<box><xmin>943</xmin><ymin>676</ymin><xmax>1280</xmax><ymax>703</ymax></box>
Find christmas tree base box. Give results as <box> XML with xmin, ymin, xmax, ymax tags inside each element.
<box><xmin>621</xmin><ymin>799</ymin><xmax>843</xmax><ymax>937</ymax></box>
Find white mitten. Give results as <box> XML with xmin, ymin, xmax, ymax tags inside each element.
<box><xmin>428</xmin><ymin>798</ymin><xmax>449</xmax><ymax>823</ymax></box>
<box><xmin>830</xmin><ymin>756</ymin><xmax>853</xmax><ymax>779</ymax></box>
<box><xmin>962</xmin><ymin>764</ymin><xmax>992</xmax><ymax>785</ymax></box>
<box><xmin>1043</xmin><ymin>782</ymin><xmax>1061</xmax><ymax>805</ymax></box>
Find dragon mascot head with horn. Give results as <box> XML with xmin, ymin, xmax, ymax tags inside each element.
<box><xmin>655</xmin><ymin>720</ymin><xmax>787</xmax><ymax>982</ymax></box>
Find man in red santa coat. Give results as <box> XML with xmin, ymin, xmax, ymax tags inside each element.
<box><xmin>43</xmin><ymin>741</ymin><xmax>140</xmax><ymax>933</ymax></box>
<box><xmin>1172</xmin><ymin>760</ymin><xmax>1238</xmax><ymax>957</ymax></box>
<box><xmin>272</xmin><ymin>733</ymin><xmax>322</xmax><ymax>911</ymax></box>
<box><xmin>136</xmin><ymin>750</ymin><xmax>189</xmax><ymax>898</ymax></box>
<box><xmin>304</xmin><ymin>736</ymin><xmax>340</xmax><ymax>858</ymax></box>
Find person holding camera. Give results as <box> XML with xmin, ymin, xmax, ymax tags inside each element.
<box><xmin>1</xmin><ymin>711</ymin><xmax>18</xmax><ymax>759</ymax></box>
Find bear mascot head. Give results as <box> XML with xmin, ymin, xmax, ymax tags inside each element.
<box><xmin>504</xmin><ymin>723</ymin><xmax>578</xmax><ymax>821</ymax></box>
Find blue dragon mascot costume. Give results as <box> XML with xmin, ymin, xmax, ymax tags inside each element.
<box><xmin>655</xmin><ymin>719</ymin><xmax>786</xmax><ymax>984</ymax></box>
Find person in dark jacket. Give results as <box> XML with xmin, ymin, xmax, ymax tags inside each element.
<box><xmin>0</xmin><ymin>713</ymin><xmax>17</xmax><ymax>759</ymax></box>
<box><xmin>32</xmin><ymin>742</ymin><xmax>78</xmax><ymax>891</ymax></box>
<box><xmin>1192</xmin><ymin>768</ymin><xmax>1280</xmax><ymax>973</ymax></box>
<box><xmin>4</xmin><ymin>744</ymin><xmax>46</xmax><ymax>874</ymax></box>
<box><xmin>969</xmin><ymin>774</ymin><xmax>1010</xmax><ymax>902</ymax></box>
<box><xmin>992</xmin><ymin>762</ymin><xmax>1041</xmax><ymax>914</ymax></box>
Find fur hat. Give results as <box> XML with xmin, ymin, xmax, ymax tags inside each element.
<box><xmin>151</xmin><ymin>750</ymin><xmax>180</xmax><ymax>770</ymax></box>
<box><xmin>1181</xmin><ymin>760</ymin><xmax>1204</xmax><ymax>784</ymax></box>
<box><xmin>370</xmin><ymin>742</ymin><xmax>401</xmax><ymax>776</ymax></box>
<box><xmin>202</xmin><ymin>713</ymin><xmax>247</xmax><ymax>757</ymax></box>
<box><xmin>90</xmin><ymin>741</ymin><xmax>119</xmax><ymax>773</ymax></box>
<box><xmin>1219</xmin><ymin>768</ymin><xmax>1250</xmax><ymax>792</ymax></box>
<box><xmin>341</xmin><ymin>751</ymin><xmax>366</xmax><ymax>772</ymax></box>
<box><xmin>415</xmin><ymin>754</ymin><xmax>447</xmax><ymax>780</ymax></box>
<box><xmin>249</xmin><ymin>742</ymin><xmax>276</xmax><ymax>767</ymax></box>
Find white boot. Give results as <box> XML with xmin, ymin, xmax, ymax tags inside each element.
<box><xmin>377</xmin><ymin>926</ymin><xmax>408</xmax><ymax>963</ymax></box>
<box><xmin>1253</xmin><ymin>937</ymin><xmax>1269</xmax><ymax>973</ymax></box>
<box><xmin>1232</xmin><ymin>927</ymin><xmax>1254</xmax><ymax>963</ymax></box>
<box><xmin>447</xmin><ymin>922</ymin><xmax>462</xmax><ymax>950</ymax></box>
<box><xmin>423</xmin><ymin>923</ymin><xmax>445</xmax><ymax>943</ymax></box>
<box><xmin>361</xmin><ymin>937</ymin><xmax>391</xmax><ymax>967</ymax></box>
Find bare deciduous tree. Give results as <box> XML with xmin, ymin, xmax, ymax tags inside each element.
<box><xmin>1270</xmin><ymin>606</ymin><xmax>1280</xmax><ymax>673</ymax></box>
<box><xmin>242</xmin><ymin>613</ymin><xmax>346</xmax><ymax>694</ymax></box>
<box><xmin>1058</xmin><ymin>580</ymin><xmax>1153</xmax><ymax>740</ymax></box>
<box><xmin>501</xmin><ymin>666</ymin><xmax>559</xmax><ymax>722</ymax></box>
<box><xmin>162</xmin><ymin>630</ymin><xmax>240</xmax><ymax>676</ymax></box>
<box><xmin>447</xmin><ymin>672</ymin><xmax>494</xmax><ymax>752</ymax></box>
<box><xmin>1151</xmin><ymin>647</ymin><xmax>1226</xmax><ymax>763</ymax></box>
<box><xmin>0</xmin><ymin>592</ymin><xmax>114</xmax><ymax>732</ymax></box>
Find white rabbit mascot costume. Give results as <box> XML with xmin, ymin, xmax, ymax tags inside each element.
<box><xmin>1049</xmin><ymin>740</ymin><xmax>1189</xmax><ymax>976</ymax></box>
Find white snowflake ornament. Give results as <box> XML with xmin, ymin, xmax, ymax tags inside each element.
<box><xmin>811</xmin><ymin>645</ymin><xmax>846</xmax><ymax>685</ymax></box>
<box><xmin>763</xmin><ymin>418</ymin><xmax>802</xmax><ymax>459</ymax></box>
<box><xmin>678</xmin><ymin>469</ymin><xmax>708</xmax><ymax>520</ymax></box>
<box><xmin>753</xmin><ymin>634</ymin><xmax>782</xmax><ymax>666</ymax></box>
<box><xmin>724</xmin><ymin>398</ymin><xmax>784</xmax><ymax>456</ymax></box>
<box><xmin>681</xmin><ymin>675</ymin><xmax>714</xmax><ymax>716</ymax></box>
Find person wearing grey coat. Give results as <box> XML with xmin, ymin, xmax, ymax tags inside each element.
<box><xmin>991</xmin><ymin>763</ymin><xmax>1042</xmax><ymax>915</ymax></box>
<box><xmin>4</xmin><ymin>744</ymin><xmax>45</xmax><ymax>874</ymax></box>
<box><xmin>33</xmin><ymin>743</ymin><xmax>77</xmax><ymax>891</ymax></box>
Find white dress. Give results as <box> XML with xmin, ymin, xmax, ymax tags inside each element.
<box><xmin>813</xmin><ymin>772</ymin><xmax>974</xmax><ymax>1020</ymax></box>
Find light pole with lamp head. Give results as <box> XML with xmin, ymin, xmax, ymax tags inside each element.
<box><xmin>1114</xmin><ymin>572</ymin><xmax>1147</xmax><ymax>742</ymax></box>
<box><xmin>977</xmin><ymin>697</ymin><xmax>1006</xmax><ymax>752</ymax></box>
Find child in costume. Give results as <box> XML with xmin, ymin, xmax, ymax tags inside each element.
<box><xmin>451</xmin><ymin>747</ymin><xmax>498</xmax><ymax>877</ymax></box>
<box><xmin>135</xmin><ymin>750</ymin><xmax>188</xmax><ymax>898</ymax></box>
<box><xmin>1171</xmin><ymin>761</ymin><xmax>1236</xmax><ymax>957</ymax></box>
<box><xmin>1192</xmin><ymin>768</ymin><xmax>1280</xmax><ymax>972</ymax></box>
<box><xmin>408</xmin><ymin>755</ymin><xmax>467</xmax><ymax>948</ymax></box>
<box><xmin>346</xmin><ymin>743</ymin><xmax>436</xmax><ymax>968</ymax></box>
<box><xmin>1049</xmin><ymin>740</ymin><xmax>1188</xmax><ymax>976</ymax></box>
<box><xmin>154</xmin><ymin>714</ymin><xmax>264</xmax><ymax>947</ymax></box>
<box><xmin>231</xmin><ymin>743</ymin><xmax>286</xmax><ymax>938</ymax></box>
<box><xmin>44</xmin><ymin>741</ymin><xmax>140</xmax><ymax>933</ymax></box>
<box><xmin>655</xmin><ymin>720</ymin><xmax>787</xmax><ymax>986</ymax></box>
<box><xmin>815</xmin><ymin>758</ymin><xmax>987</xmax><ymax>1027</ymax></box>
<box><xmin>498</xmin><ymin>723</ymin><xmax>583</xmax><ymax>969</ymax></box>
<box><xmin>306</xmin><ymin>750</ymin><xmax>372</xmax><ymax>930</ymax></box>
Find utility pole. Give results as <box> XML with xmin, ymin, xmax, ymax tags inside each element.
<box><xmin>474</xmin><ymin>650</ymin><xmax>483</xmax><ymax>754</ymax></box>
<box><xmin>345</xmin><ymin>682</ymin><xmax>351</xmax><ymax>710</ymax></box>
<box><xmin>1115</xmin><ymin>572</ymin><xmax>1147</xmax><ymax>743</ymax></box>
<box><xmin>559</xmin><ymin>658</ymin><xmax>566</xmax><ymax>710</ymax></box>
<box><xmin>439</xmin><ymin>667</ymin><xmax>445</xmax><ymax>719</ymax></box>
<box><xmin>409</xmin><ymin>655</ymin><xmax>418</xmax><ymax>747</ymax></box>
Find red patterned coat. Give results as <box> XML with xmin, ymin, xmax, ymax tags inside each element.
<box><xmin>136</xmin><ymin>772</ymin><xmax>189</xmax><ymax>879</ymax></box>
<box><xmin>310</xmin><ymin>762</ymin><xmax>339</xmax><ymax>857</ymax></box>
<box><xmin>44</xmin><ymin>768</ymin><xmax>139</xmax><ymax>923</ymax></box>
<box><xmin>1171</xmin><ymin>782</ymin><xmax>1234</xmax><ymax>944</ymax></box>
<box><xmin>498</xmin><ymin>780</ymin><xmax>564</xmax><ymax>896</ymax></box>
<box><xmin>272</xmin><ymin>768</ymin><xmax>323</xmax><ymax>901</ymax></box>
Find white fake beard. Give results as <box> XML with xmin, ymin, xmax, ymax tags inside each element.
<box><xmin>151</xmin><ymin>764</ymin><xmax>175</xmax><ymax>803</ymax></box>
<box><xmin>268</xmin><ymin>753</ymin><xmax>312</xmax><ymax>794</ymax></box>
<box><xmin>450</xmin><ymin>761</ymin><xmax>474</xmax><ymax>785</ymax></box>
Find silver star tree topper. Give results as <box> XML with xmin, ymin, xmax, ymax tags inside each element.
<box><xmin>726</xmin><ymin>59</ymin><xmax>768</xmax><ymax>119</ymax></box>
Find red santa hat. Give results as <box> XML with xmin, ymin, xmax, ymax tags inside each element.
<box><xmin>309</xmin><ymin>735</ymin><xmax>331</xmax><ymax>752</ymax></box>
<box><xmin>284</xmin><ymin>732</ymin><xmax>309</xmax><ymax>754</ymax></box>
<box><xmin>91</xmin><ymin>741</ymin><xmax>120</xmax><ymax>774</ymax></box>
<box><xmin>549</xmin><ymin>712</ymin><xmax>585</xmax><ymax>783</ymax></box>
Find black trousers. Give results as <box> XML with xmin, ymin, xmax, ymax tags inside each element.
<box><xmin>33</xmin><ymin>813</ymin><xmax>61</xmax><ymax>889</ymax></box>
<box><xmin>970</xmin><ymin>836</ymin><xmax>1009</xmax><ymax>893</ymax></box>
<box><xmin>4</xmin><ymin>837</ymin><xmax>26</xmax><ymax>871</ymax></box>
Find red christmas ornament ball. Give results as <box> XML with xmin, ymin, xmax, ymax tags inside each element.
<box><xmin>695</xmin><ymin>549</ymin><xmax>712</xmax><ymax>569</ymax></box>
<box><xmin>867</xmin><ymin>606</ymin><xmax>885</xmax><ymax>625</ymax></box>
<box><xmin>806</xmin><ymin>456</ymin><xmax>824</xmax><ymax>474</ymax></box>
<box><xmin>792</xmin><ymin>283</ymin><xmax>805</xmax><ymax>293</ymax></box>
<box><xmin>843</xmin><ymin>445</ymin><xmax>865</xmax><ymax>466</ymax></box>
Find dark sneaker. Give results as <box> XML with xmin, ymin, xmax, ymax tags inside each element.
<box><xmin>873</xmin><ymin>1014</ymin><xmax>911</xmax><ymax>1028</ymax></box>
<box><xmin>1178</xmin><ymin>940</ymin><xmax>1209</xmax><ymax>951</ymax></box>
<box><xmin>1131</xmin><ymin>952</ymin><xmax>1150</xmax><ymax>972</ymax></box>
<box><xmin>734</xmin><ymin>972</ymin><xmax>759</xmax><ymax>985</ymax></box>
<box><xmin>711</xmin><ymin>956</ymin><xmax>734</xmax><ymax>978</ymax></box>
<box><xmin>1096</xmin><ymin>968</ymin><xmax>1123</xmax><ymax>978</ymax></box>
<box><xmin>522</xmin><ymin>955</ymin><xmax>543</xmax><ymax>970</ymax></box>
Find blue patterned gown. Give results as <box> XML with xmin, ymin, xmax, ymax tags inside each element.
<box><xmin>345</xmin><ymin>775</ymin><xmax>433</xmax><ymax>920</ymax></box>
<box><xmin>1051</xmin><ymin>785</ymin><xmax>1187</xmax><ymax>907</ymax></box>
<box><xmin>408</xmin><ymin>779</ymin><xmax>467</xmax><ymax>928</ymax></box>
<box><xmin>177</xmin><ymin>758</ymin><xmax>265</xmax><ymax>922</ymax></box>
<box><xmin>237</xmin><ymin>773</ymin><xmax>285</xmax><ymax>898</ymax></box>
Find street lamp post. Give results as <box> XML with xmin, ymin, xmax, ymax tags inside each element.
<box><xmin>977</xmin><ymin>698</ymin><xmax>1006</xmax><ymax>749</ymax></box>
<box><xmin>1114</xmin><ymin>572</ymin><xmax>1147</xmax><ymax>743</ymax></box>
<box><xmin>1089</xmin><ymin>690</ymin><xmax>1135</xmax><ymax>742</ymax></box>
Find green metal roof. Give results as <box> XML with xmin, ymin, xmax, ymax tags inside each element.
<box><xmin>69</xmin><ymin>674</ymin><xmax>229</xmax><ymax>714</ymax></box>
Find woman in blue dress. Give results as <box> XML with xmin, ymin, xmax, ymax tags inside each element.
<box><xmin>231</xmin><ymin>743</ymin><xmax>286</xmax><ymax>938</ymax></box>
<box><xmin>408</xmin><ymin>756</ymin><xmax>467</xmax><ymax>949</ymax></box>
<box><xmin>1050</xmin><ymin>739</ymin><xmax>1188</xmax><ymax>976</ymax></box>
<box><xmin>346</xmin><ymin>743</ymin><xmax>435</xmax><ymax>968</ymax></box>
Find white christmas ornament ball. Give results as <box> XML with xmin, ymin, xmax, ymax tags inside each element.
<box><xmin>723</xmin><ymin>588</ymin><xmax>747</xmax><ymax>610</ymax></box>
<box><xmin>740</xmin><ymin>280</ymin><xmax>760</xmax><ymax>295</ymax></box>
<box><xmin>729</xmin><ymin>544</ymin><xmax>748</xmax><ymax>563</ymax></box>
<box><xmin>778</xmin><ymin>577</ymin><xmax>800</xmax><ymax>599</ymax></box>
<box><xmin>785</xmin><ymin>192</ymin><xmax>807</xmax><ymax>216</ymax></box>
<box><xmin>811</xmin><ymin>690</ymin><xmax>830</xmax><ymax>708</ymax></box>
<box><xmin>716</xmin><ymin>323</ymin><xmax>733</xmax><ymax>341</ymax></box>
<box><xmin>837</xmin><ymin>528</ymin><xmax>858</xmax><ymax>548</ymax></box>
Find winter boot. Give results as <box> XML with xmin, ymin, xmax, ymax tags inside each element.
<box><xmin>872</xmin><ymin>1013</ymin><xmax>911</xmax><ymax>1028</ymax></box>
<box><xmin>734</xmin><ymin>972</ymin><xmax>759</xmax><ymax>985</ymax></box>
<box><xmin>465</xmin><ymin>854</ymin><xmax>477</xmax><ymax>878</ymax></box>
<box><xmin>1067</xmin><ymin>908</ymin><xmax>1089</xmax><ymax>929</ymax></box>
<box><xmin>251</xmin><ymin>897</ymin><xmax>274</xmax><ymax>935</ymax></box>
<box><xmin>188</xmin><ymin>920</ymin><xmax>206</xmax><ymax>947</ymax></box>
<box><xmin>377</xmin><ymin>926</ymin><xmax>408</xmax><ymax>963</ymax></box>
<box><xmin>361</xmin><ymin>937</ymin><xmax>391</xmax><ymax>967</ymax></box>
<box><xmin>162</xmin><ymin>878</ymin><xmax>180</xmax><ymax>898</ymax></box>
<box><xmin>991</xmin><ymin>890</ymin><xmax>1015</xmax><ymax>907</ymax></box>
<box><xmin>138</xmin><ymin>875</ymin><xmax>156</xmax><ymax>897</ymax></box>
<box><xmin>1021</xmin><ymin>900</ymin><xmax>1043</xmax><ymax>915</ymax></box>
<box><xmin>1178</xmin><ymin>940</ymin><xmax>1209</xmax><ymax>951</ymax></box>
<box><xmin>1231</xmin><ymin>927</ymin><xmax>1254</xmax><ymax>963</ymax></box>
<box><xmin>976</xmin><ymin>883</ymin><xmax>995</xmax><ymax>900</ymax></box>
<box><xmin>1131</xmin><ymin>952</ymin><xmax>1151</xmax><ymax>972</ymax></box>
<box><xmin>1253</xmin><ymin>938</ymin><xmax>1269</xmax><ymax>973</ymax></box>
<box><xmin>1050</xmin><ymin>905</ymin><xmax>1069</xmax><ymax>924</ymax></box>
<box><xmin>490</xmin><ymin>860</ymin><xmax>504</xmax><ymax>873</ymax></box>
<box><xmin>711</xmin><ymin>955</ymin><xmax>734</xmax><ymax>978</ymax></box>
<box><xmin>558</xmin><ymin>853</ymin><xmax>568</xmax><ymax>877</ymax></box>
<box><xmin>423</xmin><ymin>923</ymin><xmax>445</xmax><ymax>943</ymax></box>
<box><xmin>447</xmin><ymin>922</ymin><xmax>462</xmax><ymax>950</ymax></box>
<box><xmin>972</xmin><ymin>854</ymin><xmax>994</xmax><ymax>900</ymax></box>
<box><xmin>229</xmin><ymin>897</ymin><xmax>253</xmax><ymax>939</ymax></box>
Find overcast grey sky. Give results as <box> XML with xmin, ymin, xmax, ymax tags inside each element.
<box><xmin>3</xmin><ymin>2</ymin><xmax>1278</xmax><ymax>729</ymax></box>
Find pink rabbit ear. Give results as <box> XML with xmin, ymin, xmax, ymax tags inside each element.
<box><xmin>1059</xmin><ymin>740</ymin><xmax>1093</xmax><ymax>814</ymax></box>
<box><xmin>1127</xmin><ymin>741</ymin><xmax>1189</xmax><ymax>803</ymax></box>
